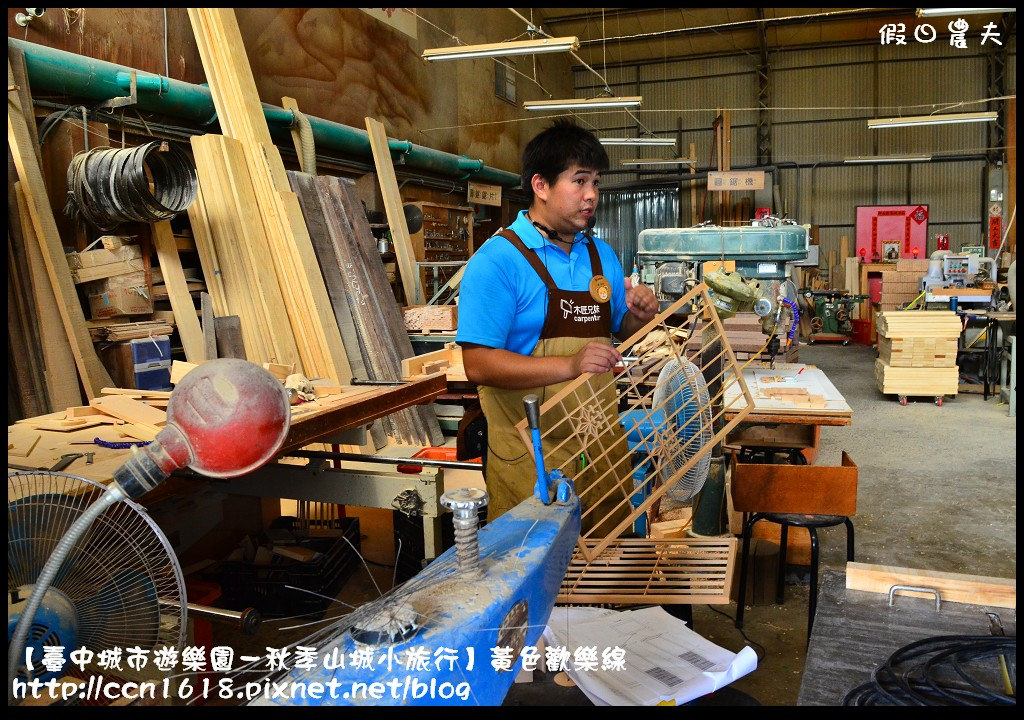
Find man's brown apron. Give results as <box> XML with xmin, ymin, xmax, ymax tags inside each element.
<box><xmin>477</xmin><ymin>230</ymin><xmax>631</xmax><ymax>534</ymax></box>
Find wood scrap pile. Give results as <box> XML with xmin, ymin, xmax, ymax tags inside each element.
<box><xmin>14</xmin><ymin>388</ymin><xmax>172</xmax><ymax>443</ymax></box>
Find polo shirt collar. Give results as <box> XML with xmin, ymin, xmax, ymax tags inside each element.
<box><xmin>511</xmin><ymin>210</ymin><xmax>590</xmax><ymax>250</ymax></box>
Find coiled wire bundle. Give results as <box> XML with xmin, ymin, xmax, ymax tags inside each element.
<box><xmin>844</xmin><ymin>635</ymin><xmax>1016</xmax><ymax>706</ymax></box>
<box><xmin>65</xmin><ymin>141</ymin><xmax>197</xmax><ymax>231</ymax></box>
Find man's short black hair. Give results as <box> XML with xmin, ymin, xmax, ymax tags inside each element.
<box><xmin>521</xmin><ymin>119</ymin><xmax>609</xmax><ymax>203</ymax></box>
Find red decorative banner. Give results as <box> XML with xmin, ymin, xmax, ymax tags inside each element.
<box><xmin>989</xmin><ymin>216</ymin><xmax>1002</xmax><ymax>250</ymax></box>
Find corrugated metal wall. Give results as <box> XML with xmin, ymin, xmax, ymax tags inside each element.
<box><xmin>577</xmin><ymin>36</ymin><xmax>1016</xmax><ymax>270</ymax></box>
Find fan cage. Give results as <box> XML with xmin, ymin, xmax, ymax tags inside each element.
<box><xmin>8</xmin><ymin>471</ymin><xmax>186</xmax><ymax>682</ymax></box>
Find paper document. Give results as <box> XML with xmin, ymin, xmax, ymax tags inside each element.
<box><xmin>544</xmin><ymin>606</ymin><xmax>758</xmax><ymax>706</ymax></box>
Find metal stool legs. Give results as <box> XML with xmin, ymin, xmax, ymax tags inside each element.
<box><xmin>735</xmin><ymin>513</ymin><xmax>856</xmax><ymax>640</ymax></box>
<box><xmin>776</xmin><ymin>521</ymin><xmax>789</xmax><ymax>604</ymax></box>
<box><xmin>734</xmin><ymin>512</ymin><xmax>766</xmax><ymax>629</ymax></box>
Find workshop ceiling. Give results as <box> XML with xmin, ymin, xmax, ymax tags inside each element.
<box><xmin>533</xmin><ymin>8</ymin><xmax>1013</xmax><ymax>66</ymax></box>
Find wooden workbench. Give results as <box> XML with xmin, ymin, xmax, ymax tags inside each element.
<box><xmin>7</xmin><ymin>374</ymin><xmax>448</xmax><ymax>487</ymax></box>
<box><xmin>724</xmin><ymin>363</ymin><xmax>853</xmax><ymax>427</ymax></box>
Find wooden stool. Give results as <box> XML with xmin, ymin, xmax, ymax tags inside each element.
<box><xmin>735</xmin><ymin>512</ymin><xmax>855</xmax><ymax>641</ymax></box>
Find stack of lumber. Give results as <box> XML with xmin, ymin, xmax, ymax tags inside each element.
<box><xmin>185</xmin><ymin>8</ymin><xmax>351</xmax><ymax>384</ymax></box>
<box><xmin>874</xmin><ymin>311</ymin><xmax>961</xmax><ymax>396</ymax></box>
<box><xmin>87</xmin><ymin>320</ymin><xmax>175</xmax><ymax>343</ymax></box>
<box><xmin>288</xmin><ymin>171</ymin><xmax>442</xmax><ymax>447</ymax></box>
<box><xmin>879</xmin><ymin>259</ymin><xmax>929</xmax><ymax>310</ymax></box>
<box><xmin>685</xmin><ymin>313</ymin><xmax>799</xmax><ymax>364</ymax></box>
<box><xmin>403</xmin><ymin>305</ymin><xmax>458</xmax><ymax>332</ymax></box>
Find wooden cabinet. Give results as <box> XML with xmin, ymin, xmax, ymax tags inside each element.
<box><xmin>404</xmin><ymin>202</ymin><xmax>473</xmax><ymax>301</ymax></box>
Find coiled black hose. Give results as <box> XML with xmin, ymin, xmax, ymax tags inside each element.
<box><xmin>844</xmin><ymin>635</ymin><xmax>1016</xmax><ymax>706</ymax></box>
<box><xmin>64</xmin><ymin>141</ymin><xmax>197</xmax><ymax>231</ymax></box>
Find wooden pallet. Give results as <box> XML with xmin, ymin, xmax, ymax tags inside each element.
<box><xmin>558</xmin><ymin>537</ymin><xmax>737</xmax><ymax>604</ymax></box>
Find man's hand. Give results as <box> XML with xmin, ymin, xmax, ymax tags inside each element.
<box><xmin>570</xmin><ymin>341</ymin><xmax>622</xmax><ymax>376</ymax></box>
<box><xmin>624</xmin><ymin>277</ymin><xmax>658</xmax><ymax>323</ymax></box>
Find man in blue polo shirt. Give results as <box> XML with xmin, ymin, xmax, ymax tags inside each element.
<box><xmin>457</xmin><ymin>120</ymin><xmax>659</xmax><ymax>527</ymax></box>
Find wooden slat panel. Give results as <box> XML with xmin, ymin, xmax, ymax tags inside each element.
<box><xmin>730</xmin><ymin>450</ymin><xmax>858</xmax><ymax>515</ymax></box>
<box><xmin>558</xmin><ymin>537</ymin><xmax>736</xmax><ymax>605</ymax></box>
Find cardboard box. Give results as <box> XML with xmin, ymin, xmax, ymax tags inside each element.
<box><xmin>66</xmin><ymin>243</ymin><xmax>142</xmax><ymax>270</ymax></box>
<box><xmin>88</xmin><ymin>282</ymin><xmax>153</xmax><ymax>318</ymax></box>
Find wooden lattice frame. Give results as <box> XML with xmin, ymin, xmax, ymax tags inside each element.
<box><xmin>558</xmin><ymin>536</ymin><xmax>738</xmax><ymax>604</ymax></box>
<box><xmin>515</xmin><ymin>284</ymin><xmax>754</xmax><ymax>563</ymax></box>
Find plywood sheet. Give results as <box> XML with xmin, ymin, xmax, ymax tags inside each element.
<box><xmin>724</xmin><ymin>363</ymin><xmax>852</xmax><ymax>416</ymax></box>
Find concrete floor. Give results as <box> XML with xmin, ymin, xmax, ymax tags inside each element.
<box><xmin>215</xmin><ymin>341</ymin><xmax>1016</xmax><ymax>706</ymax></box>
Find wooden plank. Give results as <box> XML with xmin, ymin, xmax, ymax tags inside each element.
<box><xmin>214</xmin><ymin>315</ymin><xmax>246</xmax><ymax>359</ymax></box>
<box><xmin>365</xmin><ymin>117</ymin><xmax>425</xmax><ymax>305</ymax></box>
<box><xmin>14</xmin><ymin>184</ymin><xmax>82</xmax><ymax>411</ymax></box>
<box><xmin>152</xmin><ymin>221</ymin><xmax>206</xmax><ymax>362</ymax></box>
<box><xmin>186</xmin><ymin>8</ymin><xmax>275</xmax><ymax>150</ymax></box>
<box><xmin>8</xmin><ymin>61</ymin><xmax>112</xmax><ymax>399</ymax></box>
<box><xmin>187</xmin><ymin>9</ymin><xmax>350</xmax><ymax>382</ymax></box>
<box><xmin>71</xmin><ymin>259</ymin><xmax>146</xmax><ymax>284</ymax></box>
<box><xmin>845</xmin><ymin>562</ymin><xmax>1015</xmax><ymax>609</ymax></box>
<box><xmin>730</xmin><ymin>451</ymin><xmax>858</xmax><ymax>515</ymax></box>
<box><xmin>185</xmin><ymin>183</ymin><xmax>228</xmax><ymax>316</ymax></box>
<box><xmin>201</xmin><ymin>292</ymin><xmax>218</xmax><ymax>361</ymax></box>
<box><xmin>89</xmin><ymin>395</ymin><xmax>167</xmax><ymax>429</ymax></box>
<box><xmin>171</xmin><ymin>360</ymin><xmax>199</xmax><ymax>386</ymax></box>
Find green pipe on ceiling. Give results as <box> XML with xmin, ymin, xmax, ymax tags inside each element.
<box><xmin>9</xmin><ymin>37</ymin><xmax>521</xmax><ymax>188</ymax></box>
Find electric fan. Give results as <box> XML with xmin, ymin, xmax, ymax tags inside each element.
<box><xmin>8</xmin><ymin>471</ymin><xmax>186</xmax><ymax>687</ymax></box>
<box><xmin>8</xmin><ymin>359</ymin><xmax>292</xmax><ymax>701</ymax></box>
<box><xmin>621</xmin><ymin>357</ymin><xmax>713</xmax><ymax>508</ymax></box>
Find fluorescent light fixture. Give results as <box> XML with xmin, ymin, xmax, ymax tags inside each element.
<box><xmin>868</xmin><ymin>111</ymin><xmax>997</xmax><ymax>128</ymax></box>
<box><xmin>422</xmin><ymin>36</ymin><xmax>579</xmax><ymax>61</ymax></box>
<box><xmin>599</xmin><ymin>137</ymin><xmax>677</xmax><ymax>147</ymax></box>
<box><xmin>523</xmin><ymin>96</ymin><xmax>643</xmax><ymax>111</ymax></box>
<box><xmin>621</xmin><ymin>157</ymin><xmax>697</xmax><ymax>166</ymax></box>
<box><xmin>844</xmin><ymin>154</ymin><xmax>931</xmax><ymax>164</ymax></box>
<box><xmin>917</xmin><ymin>8</ymin><xmax>1014</xmax><ymax>17</ymax></box>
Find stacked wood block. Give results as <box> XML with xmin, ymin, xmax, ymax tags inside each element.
<box><xmin>685</xmin><ymin>313</ymin><xmax>799</xmax><ymax>364</ymax></box>
<box><xmin>875</xmin><ymin>311</ymin><xmax>961</xmax><ymax>397</ymax></box>
<box><xmin>403</xmin><ymin>305</ymin><xmax>458</xmax><ymax>332</ymax></box>
<box><xmin>878</xmin><ymin>336</ymin><xmax>958</xmax><ymax>367</ymax></box>
<box><xmin>878</xmin><ymin>259</ymin><xmax>930</xmax><ymax>310</ymax></box>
